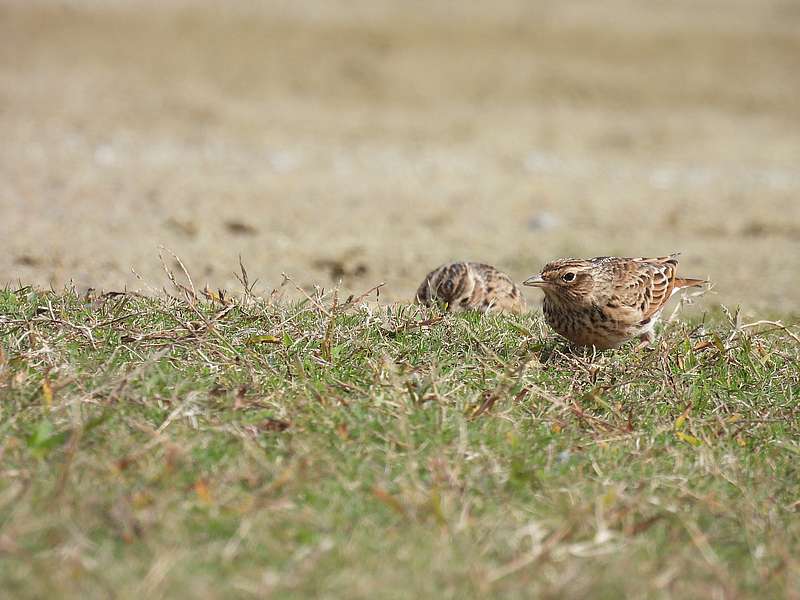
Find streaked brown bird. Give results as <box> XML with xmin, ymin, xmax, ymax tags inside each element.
<box><xmin>416</xmin><ymin>261</ymin><xmax>526</xmax><ymax>314</ymax></box>
<box><xmin>523</xmin><ymin>254</ymin><xmax>705</xmax><ymax>349</ymax></box>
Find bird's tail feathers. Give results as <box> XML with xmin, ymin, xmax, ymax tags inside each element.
<box><xmin>673</xmin><ymin>277</ymin><xmax>707</xmax><ymax>289</ymax></box>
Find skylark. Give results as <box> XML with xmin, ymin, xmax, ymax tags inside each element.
<box><xmin>524</xmin><ymin>254</ymin><xmax>705</xmax><ymax>348</ymax></box>
<box><xmin>416</xmin><ymin>261</ymin><xmax>526</xmax><ymax>314</ymax></box>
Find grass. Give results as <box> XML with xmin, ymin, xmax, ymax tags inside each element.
<box><xmin>0</xmin><ymin>281</ymin><xmax>798</xmax><ymax>599</ymax></box>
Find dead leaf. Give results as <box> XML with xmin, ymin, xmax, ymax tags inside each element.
<box><xmin>116</xmin><ymin>456</ymin><xmax>133</xmax><ymax>471</ymax></box>
<box><xmin>194</xmin><ymin>478</ymin><xmax>213</xmax><ymax>504</ymax></box>
<box><xmin>256</xmin><ymin>418</ymin><xmax>291</xmax><ymax>433</ymax></box>
<box><xmin>42</xmin><ymin>378</ymin><xmax>53</xmax><ymax>409</ymax></box>
<box><xmin>676</xmin><ymin>432</ymin><xmax>703</xmax><ymax>447</ymax></box>
<box><xmin>164</xmin><ymin>217</ymin><xmax>197</xmax><ymax>237</ymax></box>
<box><xmin>203</xmin><ymin>286</ymin><xmax>230</xmax><ymax>305</ymax></box>
<box><xmin>233</xmin><ymin>386</ymin><xmax>250</xmax><ymax>410</ymax></box>
<box><xmin>14</xmin><ymin>255</ymin><xmax>40</xmax><ymax>267</ymax></box>
<box><xmin>372</xmin><ymin>486</ymin><xmax>407</xmax><ymax>516</ymax></box>
<box><xmin>245</xmin><ymin>335</ymin><xmax>281</xmax><ymax>345</ymax></box>
<box><xmin>692</xmin><ymin>340</ymin><xmax>714</xmax><ymax>352</ymax></box>
<box><xmin>224</xmin><ymin>221</ymin><xmax>258</xmax><ymax>236</ymax></box>
<box><xmin>631</xmin><ymin>514</ymin><xmax>665</xmax><ymax>535</ymax></box>
<box><xmin>313</xmin><ymin>258</ymin><xmax>368</xmax><ymax>281</ymax></box>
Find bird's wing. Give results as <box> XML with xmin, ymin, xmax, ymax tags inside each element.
<box><xmin>469</xmin><ymin>263</ymin><xmax>526</xmax><ymax>312</ymax></box>
<box><xmin>416</xmin><ymin>262</ymin><xmax>474</xmax><ymax>309</ymax></box>
<box><xmin>607</xmin><ymin>255</ymin><xmax>679</xmax><ymax>322</ymax></box>
<box><xmin>471</xmin><ymin>263</ymin><xmax>513</xmax><ymax>292</ymax></box>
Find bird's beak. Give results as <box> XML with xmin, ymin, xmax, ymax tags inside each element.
<box><xmin>523</xmin><ymin>274</ymin><xmax>547</xmax><ymax>287</ymax></box>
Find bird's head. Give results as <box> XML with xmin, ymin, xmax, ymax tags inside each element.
<box><xmin>523</xmin><ymin>259</ymin><xmax>597</xmax><ymax>304</ymax></box>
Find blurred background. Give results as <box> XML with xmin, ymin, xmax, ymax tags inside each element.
<box><xmin>2</xmin><ymin>0</ymin><xmax>799</xmax><ymax>315</ymax></box>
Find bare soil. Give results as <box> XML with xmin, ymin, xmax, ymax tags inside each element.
<box><xmin>2</xmin><ymin>0</ymin><xmax>799</xmax><ymax>314</ymax></box>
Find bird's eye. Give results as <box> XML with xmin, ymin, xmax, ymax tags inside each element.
<box><xmin>562</xmin><ymin>272</ymin><xmax>576</xmax><ymax>282</ymax></box>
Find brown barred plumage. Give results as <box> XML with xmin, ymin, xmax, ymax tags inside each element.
<box><xmin>524</xmin><ymin>254</ymin><xmax>706</xmax><ymax>348</ymax></box>
<box><xmin>416</xmin><ymin>262</ymin><xmax>526</xmax><ymax>314</ymax></box>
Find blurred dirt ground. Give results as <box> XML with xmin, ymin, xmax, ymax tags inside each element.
<box><xmin>2</xmin><ymin>0</ymin><xmax>799</xmax><ymax>314</ymax></box>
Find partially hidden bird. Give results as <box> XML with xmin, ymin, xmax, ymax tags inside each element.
<box><xmin>523</xmin><ymin>254</ymin><xmax>706</xmax><ymax>349</ymax></box>
<box><xmin>416</xmin><ymin>261</ymin><xmax>526</xmax><ymax>314</ymax></box>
